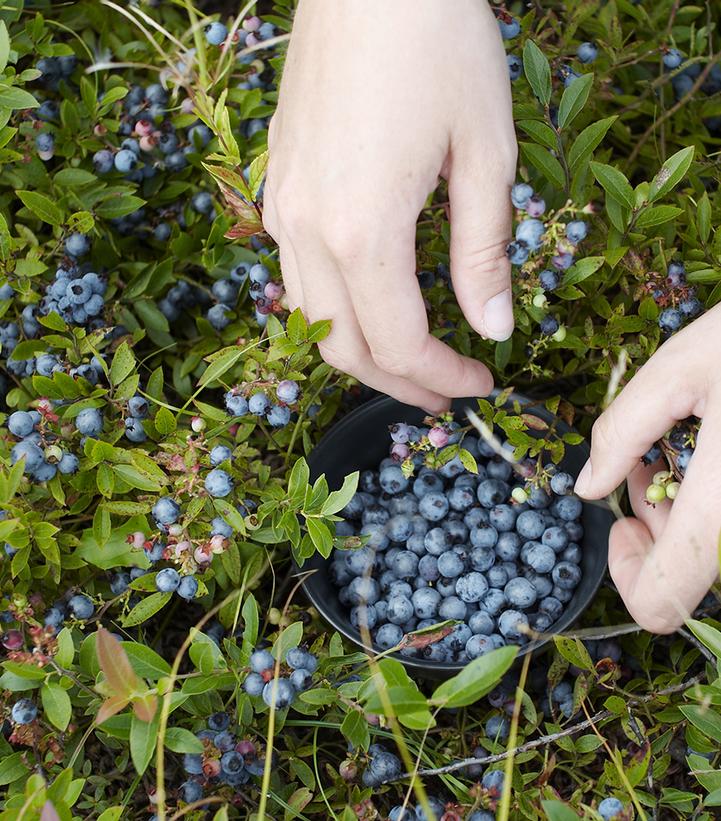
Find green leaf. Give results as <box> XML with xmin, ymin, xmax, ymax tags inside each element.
<box><xmin>0</xmin><ymin>22</ymin><xmax>10</xmax><ymax>74</ymax></box>
<box><xmin>54</xmin><ymin>168</ymin><xmax>97</xmax><ymax>187</ymax></box>
<box><xmin>129</xmin><ymin>712</ymin><xmax>159</xmax><ymax>775</ymax></box>
<box><xmin>553</xmin><ymin>635</ymin><xmax>595</xmax><ymax>670</ymax></box>
<box><xmin>561</xmin><ymin>256</ymin><xmax>605</xmax><ymax>287</ymax></box>
<box><xmin>95</xmin><ymin>195</ymin><xmax>146</xmax><ymax>219</ymax></box>
<box><xmin>680</xmin><ymin>705</ymin><xmax>721</xmax><ymax>744</ymax></box>
<box><xmin>97</xmin><ymin>809</ymin><xmax>125</xmax><ymax>821</ymax></box>
<box><xmin>0</xmin><ymin>84</ymin><xmax>39</xmax><ymax>110</ymax></box>
<box><xmin>272</xmin><ymin>621</ymin><xmax>304</xmax><ymax>662</ymax></box>
<box><xmin>164</xmin><ymin>727</ymin><xmax>204</xmax><ymax>753</ymax></box>
<box><xmin>589</xmin><ymin>162</ymin><xmax>635</xmax><ymax>211</ymax></box>
<box><xmin>520</xmin><ymin>142</ymin><xmax>566</xmax><ymax>189</ymax></box>
<box><xmin>430</xmin><ymin>646</ymin><xmax>517</xmax><ymax>708</ymax></box>
<box><xmin>458</xmin><ymin>448</ymin><xmax>478</xmax><ymax>474</ymax></box>
<box><xmin>55</xmin><ymin>628</ymin><xmax>75</xmax><ymax>668</ymax></box>
<box><xmin>122</xmin><ymin>592</ymin><xmax>172</xmax><ymax>627</ymax></box>
<box><xmin>522</xmin><ymin>40</ymin><xmax>551</xmax><ymax>105</ymax></box>
<box><xmin>0</xmin><ymin>751</ymin><xmax>29</xmax><ymax>785</ymax></box>
<box><xmin>287</xmin><ymin>308</ymin><xmax>308</xmax><ymax>345</ymax></box>
<box><xmin>248</xmin><ymin>150</ymin><xmax>268</xmax><ymax>198</ymax></box>
<box><xmin>517</xmin><ymin>119</ymin><xmax>557</xmax><ymax>149</ymax></box>
<box><xmin>17</xmin><ymin>190</ymin><xmax>64</xmax><ymax>225</ymax></box>
<box><xmin>154</xmin><ymin>407</ymin><xmax>176</xmax><ymax>434</ymax></box>
<box><xmin>288</xmin><ymin>457</ymin><xmax>310</xmax><ymax>501</ymax></box>
<box><xmin>77</xmin><ymin>515</ymin><xmax>150</xmax><ymax>570</ymax></box>
<box><xmin>306</xmin><ymin>518</ymin><xmax>333</xmax><ymax>558</ymax></box>
<box><xmin>568</xmin><ymin>116</ymin><xmax>617</xmax><ymax>173</ymax></box>
<box><xmin>541</xmin><ymin>800</ymin><xmax>580</xmax><ymax>820</ymax></box>
<box><xmin>698</xmin><ymin>192</ymin><xmax>712</xmax><ymax>243</ymax></box>
<box><xmin>649</xmin><ymin>145</ymin><xmax>695</xmax><ymax>202</ymax></box>
<box><xmin>200</xmin><ymin>347</ymin><xmax>243</xmax><ymax>386</ymax></box>
<box><xmin>110</xmin><ymin>342</ymin><xmax>135</xmax><ymax>386</ymax></box>
<box><xmin>687</xmin><ymin>619</ymin><xmax>721</xmax><ymax>662</ymax></box>
<box><xmin>41</xmin><ymin>682</ymin><xmax>72</xmax><ymax>731</ymax></box>
<box><xmin>558</xmin><ymin>73</ymin><xmax>593</xmax><ymax>129</ymax></box>
<box><xmin>321</xmin><ymin>472</ymin><xmax>359</xmax><ymax>516</ymax></box>
<box><xmin>635</xmin><ymin>205</ymin><xmax>684</xmax><ymax>229</ymax></box>
<box><xmin>340</xmin><ymin>709</ymin><xmax>370</xmax><ymax>750</ymax></box>
<box><xmin>122</xmin><ymin>643</ymin><xmax>172</xmax><ymax>679</ymax></box>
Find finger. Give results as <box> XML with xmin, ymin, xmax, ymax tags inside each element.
<box><xmin>295</xmin><ymin>244</ymin><xmax>451</xmax><ymax>414</ymax></box>
<box><xmin>575</xmin><ymin>339</ymin><xmax>704</xmax><ymax>499</ymax></box>
<box><xmin>610</xmin><ymin>398</ymin><xmax>721</xmax><ymax>633</ymax></box>
<box><xmin>447</xmin><ymin>94</ymin><xmax>516</xmax><ymax>340</ymax></box>
<box><xmin>336</xmin><ymin>221</ymin><xmax>494</xmax><ymax>399</ymax></box>
<box><xmin>262</xmin><ymin>193</ymin><xmax>304</xmax><ymax>311</ymax></box>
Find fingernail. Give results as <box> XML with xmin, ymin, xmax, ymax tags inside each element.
<box><xmin>574</xmin><ymin>459</ymin><xmax>593</xmax><ymax>497</ymax></box>
<box><xmin>483</xmin><ymin>290</ymin><xmax>514</xmax><ymax>341</ymax></box>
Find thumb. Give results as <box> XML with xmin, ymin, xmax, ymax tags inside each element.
<box><xmin>447</xmin><ymin>139</ymin><xmax>516</xmax><ymax>341</ymax></box>
<box><xmin>575</xmin><ymin>346</ymin><xmax>697</xmax><ymax>500</ymax></box>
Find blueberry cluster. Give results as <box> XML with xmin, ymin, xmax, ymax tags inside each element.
<box><xmin>7</xmin><ymin>408</ymin><xmax>79</xmax><ymax>483</ymax></box>
<box><xmin>179</xmin><ymin>711</ymin><xmax>269</xmax><ymax>804</ymax></box>
<box><xmin>224</xmin><ymin>378</ymin><xmax>301</xmax><ymax>429</ymax></box>
<box><xmin>496</xmin><ymin>11</ymin><xmax>522</xmax><ymax>83</ymax></box>
<box><xmin>642</xmin><ymin>417</ymin><xmax>698</xmax><ymax>504</ymax></box>
<box><xmin>643</xmin><ymin>261</ymin><xmax>703</xmax><ymax>336</ymax></box>
<box><xmin>507</xmin><ymin>183</ymin><xmax>589</xmax><ymax>341</ymax></box>
<box><xmin>205</xmin><ymin>15</ymin><xmax>276</xmax><ymax>49</ymax></box>
<box><xmin>242</xmin><ymin>646</ymin><xmax>317</xmax><ymax>710</ymax></box>
<box><xmin>44</xmin><ymin>592</ymin><xmax>94</xmax><ymax>634</ymax></box>
<box><xmin>35</xmin><ymin>54</ymin><xmax>77</xmax><ymax>90</ymax></box>
<box><xmin>385</xmin><ymin>767</ymin><xmax>503</xmax><ymax>819</ymax></box>
<box><xmin>38</xmin><ymin>257</ymin><xmax>107</xmax><ymax>330</ymax></box>
<box><xmin>330</xmin><ymin>427</ymin><xmax>584</xmax><ymax>665</ymax></box>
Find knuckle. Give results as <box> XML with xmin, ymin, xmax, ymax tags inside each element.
<box><xmin>627</xmin><ymin>600</ymin><xmax>679</xmax><ymax>634</ymax></box>
<box><xmin>454</xmin><ymin>238</ymin><xmax>511</xmax><ymax>280</ymax></box>
<box><xmin>590</xmin><ymin>410</ymin><xmax>619</xmax><ymax>457</ymax></box>
<box><xmin>322</xmin><ymin>218</ymin><xmax>371</xmax><ymax>264</ymax></box>
<box><xmin>317</xmin><ymin>342</ymin><xmax>355</xmax><ymax>375</ymax></box>
<box><xmin>370</xmin><ymin>343</ymin><xmax>414</xmax><ymax>378</ymax></box>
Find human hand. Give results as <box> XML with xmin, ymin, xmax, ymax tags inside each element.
<box><xmin>262</xmin><ymin>0</ymin><xmax>517</xmax><ymax>414</ymax></box>
<box><xmin>574</xmin><ymin>307</ymin><xmax>721</xmax><ymax>633</ymax></box>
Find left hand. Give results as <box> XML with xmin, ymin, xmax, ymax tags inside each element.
<box><xmin>574</xmin><ymin>306</ymin><xmax>721</xmax><ymax>633</ymax></box>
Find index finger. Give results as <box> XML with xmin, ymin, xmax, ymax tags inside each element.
<box><xmin>336</xmin><ymin>218</ymin><xmax>494</xmax><ymax>399</ymax></box>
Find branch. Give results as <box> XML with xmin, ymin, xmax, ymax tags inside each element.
<box><xmin>382</xmin><ymin>674</ymin><xmax>704</xmax><ymax>783</ymax></box>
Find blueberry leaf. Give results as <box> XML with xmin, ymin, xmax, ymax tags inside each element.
<box><xmin>558</xmin><ymin>73</ymin><xmax>593</xmax><ymax>130</ymax></box>
<box><xmin>430</xmin><ymin>646</ymin><xmax>517</xmax><ymax>708</ymax></box>
<box><xmin>522</xmin><ymin>40</ymin><xmax>551</xmax><ymax>106</ymax></box>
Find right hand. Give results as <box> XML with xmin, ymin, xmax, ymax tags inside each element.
<box><xmin>263</xmin><ymin>0</ymin><xmax>518</xmax><ymax>413</ymax></box>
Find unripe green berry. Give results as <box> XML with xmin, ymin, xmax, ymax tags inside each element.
<box><xmin>652</xmin><ymin>470</ymin><xmax>671</xmax><ymax>486</ymax></box>
<box><xmin>646</xmin><ymin>483</ymin><xmax>667</xmax><ymax>503</ymax></box>
<box><xmin>45</xmin><ymin>445</ymin><xmax>63</xmax><ymax>463</ymax></box>
<box><xmin>532</xmin><ymin>293</ymin><xmax>548</xmax><ymax>309</ymax></box>
<box><xmin>552</xmin><ymin>324</ymin><xmax>567</xmax><ymax>342</ymax></box>
<box><xmin>268</xmin><ymin>607</ymin><xmax>282</xmax><ymax>624</ymax></box>
<box><xmin>666</xmin><ymin>481</ymin><xmax>681</xmax><ymax>500</ymax></box>
<box><xmin>512</xmin><ymin>486</ymin><xmax>529</xmax><ymax>504</ymax></box>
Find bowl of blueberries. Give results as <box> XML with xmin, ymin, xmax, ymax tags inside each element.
<box><xmin>300</xmin><ymin>391</ymin><xmax>614</xmax><ymax>679</ymax></box>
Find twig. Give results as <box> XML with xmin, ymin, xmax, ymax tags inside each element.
<box><xmin>676</xmin><ymin>626</ymin><xmax>716</xmax><ymax>664</ymax></box>
<box><xmin>626</xmin><ymin>51</ymin><xmax>721</xmax><ymax>168</ymax></box>
<box><xmin>383</xmin><ymin>674</ymin><xmax>704</xmax><ymax>782</ymax></box>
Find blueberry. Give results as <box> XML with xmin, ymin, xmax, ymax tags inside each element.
<box><xmin>110</xmin><ymin>573</ymin><xmax>130</xmax><ymax>595</ymax></box>
<box><xmin>470</xmin><ymin>546</ymin><xmax>496</xmax><ymax>573</ymax></box>
<box><xmin>485</xmin><ymin>713</ymin><xmax>510</xmax><ymax>741</ymax></box>
<box><xmin>68</xmin><ymin>593</ymin><xmax>94</xmax><ymax>620</ymax></box>
<box><xmin>243</xmin><ymin>672</ymin><xmax>265</xmax><ymax>696</ymax></box>
<box><xmin>180</xmin><ymin>780</ymin><xmax>204</xmax><ymax>803</ymax></box>
<box><xmin>516</xmin><ymin>510</ymin><xmax>546</xmax><ymax>540</ymax></box>
<box><xmin>540</xmin><ymin>315</ymin><xmax>560</xmax><ymax>335</ymax></box>
<box><xmin>469</xmin><ymin>610</ymin><xmax>495</xmax><ymax>635</ymax></box>
<box><xmin>11</xmin><ymin>699</ymin><xmax>37</xmax><ymax>725</ymax></box>
<box><xmin>504</xmin><ymin>577</ymin><xmax>537</xmax><ymax>609</ymax></box>
<box><xmin>380</xmin><ymin>465</ymin><xmax>409</xmax><ymax>495</ymax></box>
<box><xmin>225</xmin><ymin>392</ymin><xmax>249</xmax><ymax>417</ymax></box>
<box><xmin>211</xmin><ymin>516</ymin><xmax>233</xmax><ymax>538</ymax></box>
<box><xmin>10</xmin><ymin>440</ymin><xmax>43</xmax><ymax>472</ymax></box>
<box><xmin>205</xmin><ymin>21</ymin><xmax>228</xmax><ymax>45</ymax></box>
<box><xmin>387</xmin><ymin>515</ymin><xmax>414</xmax><ymax>544</ymax></box>
<box><xmin>448</xmin><ymin>485</ymin><xmax>475</xmax><ymax>512</ymax></box>
<box><xmin>290</xmin><ymin>668</ymin><xmax>313</xmax><ymax>691</ymax></box>
<box><xmin>525</xmin><ymin>542</ymin><xmax>556</xmax><ymax>573</ymax></box>
<box><xmin>250</xmin><ymin>648</ymin><xmax>275</xmax><ymax>673</ymax></box>
<box><xmin>125</xmin><ymin>417</ymin><xmax>146</xmax><ymax>443</ymax></box>
<box><xmin>437</xmin><ymin>551</ymin><xmax>465</xmax><ymax>578</ymax></box>
<box><xmin>496</xmin><ymin>531</ymin><xmax>521</xmax><ymax>561</ymax></box>
<box><xmin>412</xmin><ymin>587</ymin><xmax>442</xmax><ymax>619</ymax></box>
<box><xmin>553</xmin><ymin>495</ymin><xmax>583</xmax><ymax>521</ymax></box>
<box><xmin>152</xmin><ymin>497</ymin><xmax>180</xmax><ymax>525</ymax></box>
<box><xmin>516</xmin><ymin>218</ymin><xmax>545</xmax><ymax>252</ymax></box>
<box><xmin>562</xmin><ymin>543</ymin><xmax>582</xmax><ymax>563</ymax></box>
<box><xmin>511</xmin><ymin>183</ymin><xmax>534</xmax><ymax>210</ymax></box>
<box><xmin>177</xmin><ymin>575</ymin><xmax>199</xmax><ymax>600</ymax></box>
<box><xmin>438</xmin><ymin>596</ymin><xmax>467</xmax><ymax>621</ymax></box>
<box><xmin>470</xmin><ymin>522</ymin><xmax>499</xmax><ymax>549</ymax></box>
<box><xmin>667</xmin><ymin>261</ymin><xmax>686</xmax><ymax>286</ymax></box>
<box><xmin>482</xmin><ymin>768</ymin><xmax>505</xmax><ymax>795</ymax></box>
<box><xmin>413</xmin><ymin>472</ymin><xmax>444</xmax><ymax>498</ymax></box>
<box><xmin>680</xmin><ymin>297</ymin><xmax>702</xmax><ymax>318</ymax></box>
<box><xmin>418</xmin><ymin>491</ymin><xmax>449</xmax><ymax>521</ymax></box>
<box><xmin>210</xmin><ymin>445</ymin><xmax>232</xmax><ymax>466</ymax></box>
<box><xmin>663</xmin><ymin>48</ymin><xmax>683</xmax><ymax>69</ymax></box>
<box><xmin>276</xmin><ymin>379</ymin><xmax>300</xmax><ymax>404</ymax></box>
<box><xmin>248</xmin><ymin>392</ymin><xmax>270</xmax><ymax>415</ymax></box>
<box><xmin>456</xmin><ymin>572</ymin><xmax>489</xmax><ymax>603</ymax></box>
<box><xmin>347</xmin><ymin>576</ymin><xmax>380</xmax><ymax>605</ymax></box>
<box><xmin>205</xmin><ymin>468</ymin><xmax>233</xmax><ymax>498</ymax></box>
<box><xmin>539</xmin><ymin>269</ymin><xmax>560</xmax><ymax>291</ymax></box>
<box><xmin>191</xmin><ymin>192</ymin><xmax>214</xmax><ymax>214</ymax></box>
<box><xmin>480</xmin><ymin>589</ymin><xmax>507</xmax><ymax>616</ymax></box>
<box><xmin>489</xmin><ymin>504</ymin><xmax>517</xmax><ymax>532</ymax></box>
<box><xmin>183</xmin><ymin>753</ymin><xmax>203</xmax><ymax>774</ymax></box>
<box><xmin>507</xmin><ymin>54</ymin><xmax>522</xmax><ymax>81</ymax></box>
<box><xmin>552</xmin><ymin>561</ymin><xmax>582</xmax><ymax>590</ymax></box>
<box><xmin>262</xmin><ymin>677</ymin><xmax>296</xmax><ymax>710</ymax></box>
<box><xmin>35</xmin><ymin>132</ymin><xmax>54</xmax><ymax>158</ymax></box>
<box><xmin>359</xmin><ymin>522</ymin><xmax>389</xmax><ymax>551</ymax></box>
<box><xmin>566</xmin><ymin>220</ymin><xmax>588</xmax><ymax>244</ymax></box>
<box><xmin>498</xmin><ymin>17</ymin><xmax>521</xmax><ymax>38</ymax></box>
<box><xmin>345</xmin><ymin>546</ymin><xmax>375</xmax><ymax>575</ymax></box>
<box><xmin>75</xmin><ymin>407</ymin><xmax>103</xmax><ymax>436</ymax></box>
<box><xmin>8</xmin><ymin>411</ymin><xmax>35</xmax><ymax>438</ymax></box>
<box><xmin>487</xmin><ymin>564</ymin><xmax>508</xmax><ymax>588</ymax></box>
<box><xmin>577</xmin><ymin>41</ymin><xmax>598</xmax><ymax>63</ymax></box>
<box><xmin>424</xmin><ymin>527</ymin><xmax>450</xmax><ymax>555</ymax></box>
<box><xmin>350</xmin><ymin>604</ymin><xmax>377</xmax><ymax>630</ymax></box>
<box><xmin>479</xmin><ymin>479</ymin><xmax>512</xmax><ymax>509</ymax></box>
<box><xmin>598</xmin><ymin>797</ymin><xmax>625</xmax><ymax>821</ymax></box>
<box><xmin>375</xmin><ymin>623</ymin><xmax>403</xmax><ymax>650</ymax></box>
<box><xmin>498</xmin><ymin>609</ymin><xmax>529</xmax><ymax>641</ymax></box>
<box><xmin>156</xmin><ymin>567</ymin><xmax>181</xmax><ymax>593</ymax></box>
<box><xmin>387</xmin><ymin>595</ymin><xmax>414</xmax><ymax>625</ymax></box>
<box><xmin>506</xmin><ymin>240</ymin><xmax>529</xmax><ymax>265</ymax></box>
<box><xmin>418</xmin><ymin>554</ymin><xmax>440</xmax><ymax>582</ymax></box>
<box><xmin>659</xmin><ymin>307</ymin><xmax>683</xmax><ymax>334</ymax></box>
<box><xmin>114</xmin><ymin>149</ymin><xmax>137</xmax><ymax>173</ymax></box>
<box><xmin>362</xmin><ymin>748</ymin><xmax>402</xmax><ymax>786</ymax></box>
<box><xmin>676</xmin><ymin>447</ymin><xmax>693</xmax><ymax>473</ymax></box>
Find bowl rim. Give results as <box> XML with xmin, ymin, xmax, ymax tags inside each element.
<box><xmin>299</xmin><ymin>391</ymin><xmax>612</xmax><ymax>675</ymax></box>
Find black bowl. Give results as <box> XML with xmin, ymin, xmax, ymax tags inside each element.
<box><xmin>300</xmin><ymin>391</ymin><xmax>614</xmax><ymax>679</ymax></box>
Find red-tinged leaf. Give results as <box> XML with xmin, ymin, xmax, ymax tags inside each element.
<box><xmin>521</xmin><ymin>413</ymin><xmax>549</xmax><ymax>431</ymax></box>
<box><xmin>132</xmin><ymin>692</ymin><xmax>158</xmax><ymax>723</ymax></box>
<box><xmin>96</xmin><ymin>627</ymin><xmax>140</xmax><ymax>699</ymax></box>
<box><xmin>202</xmin><ymin>163</ymin><xmax>253</xmax><ymax>201</ymax></box>
<box><xmin>96</xmin><ymin>694</ymin><xmax>130</xmax><ymax>725</ymax></box>
<box><xmin>224</xmin><ymin>219</ymin><xmax>264</xmax><ymax>239</ymax></box>
<box><xmin>400</xmin><ymin>623</ymin><xmax>456</xmax><ymax>650</ymax></box>
<box><xmin>40</xmin><ymin>801</ymin><xmax>61</xmax><ymax>821</ymax></box>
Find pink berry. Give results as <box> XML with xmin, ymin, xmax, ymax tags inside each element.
<box><xmin>195</xmin><ymin>546</ymin><xmax>212</xmax><ymax>565</ymax></box>
<box><xmin>245</xmin><ymin>32</ymin><xmax>259</xmax><ymax>46</ymax></box>
<box><xmin>134</xmin><ymin>119</ymin><xmax>154</xmax><ymax>137</ymax></box>
<box><xmin>264</xmin><ymin>281</ymin><xmax>283</xmax><ymax>299</ymax></box>
<box><xmin>210</xmin><ymin>534</ymin><xmax>227</xmax><ymax>553</ymax></box>
<box><xmin>236</xmin><ymin>740</ymin><xmax>255</xmax><ymax>756</ymax></box>
<box><xmin>139</xmin><ymin>135</ymin><xmax>157</xmax><ymax>152</ymax></box>
<box><xmin>132</xmin><ymin>531</ymin><xmax>146</xmax><ymax>549</ymax></box>
<box><xmin>428</xmin><ymin>427</ymin><xmax>449</xmax><ymax>448</ymax></box>
<box><xmin>391</xmin><ymin>443</ymin><xmax>410</xmax><ymax>461</ymax></box>
<box><xmin>2</xmin><ymin>630</ymin><xmax>23</xmax><ymax>650</ymax></box>
<box><xmin>243</xmin><ymin>15</ymin><xmax>261</xmax><ymax>31</ymax></box>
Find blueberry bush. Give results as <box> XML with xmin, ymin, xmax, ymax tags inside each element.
<box><xmin>2</xmin><ymin>0</ymin><xmax>721</xmax><ymax>819</ymax></box>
